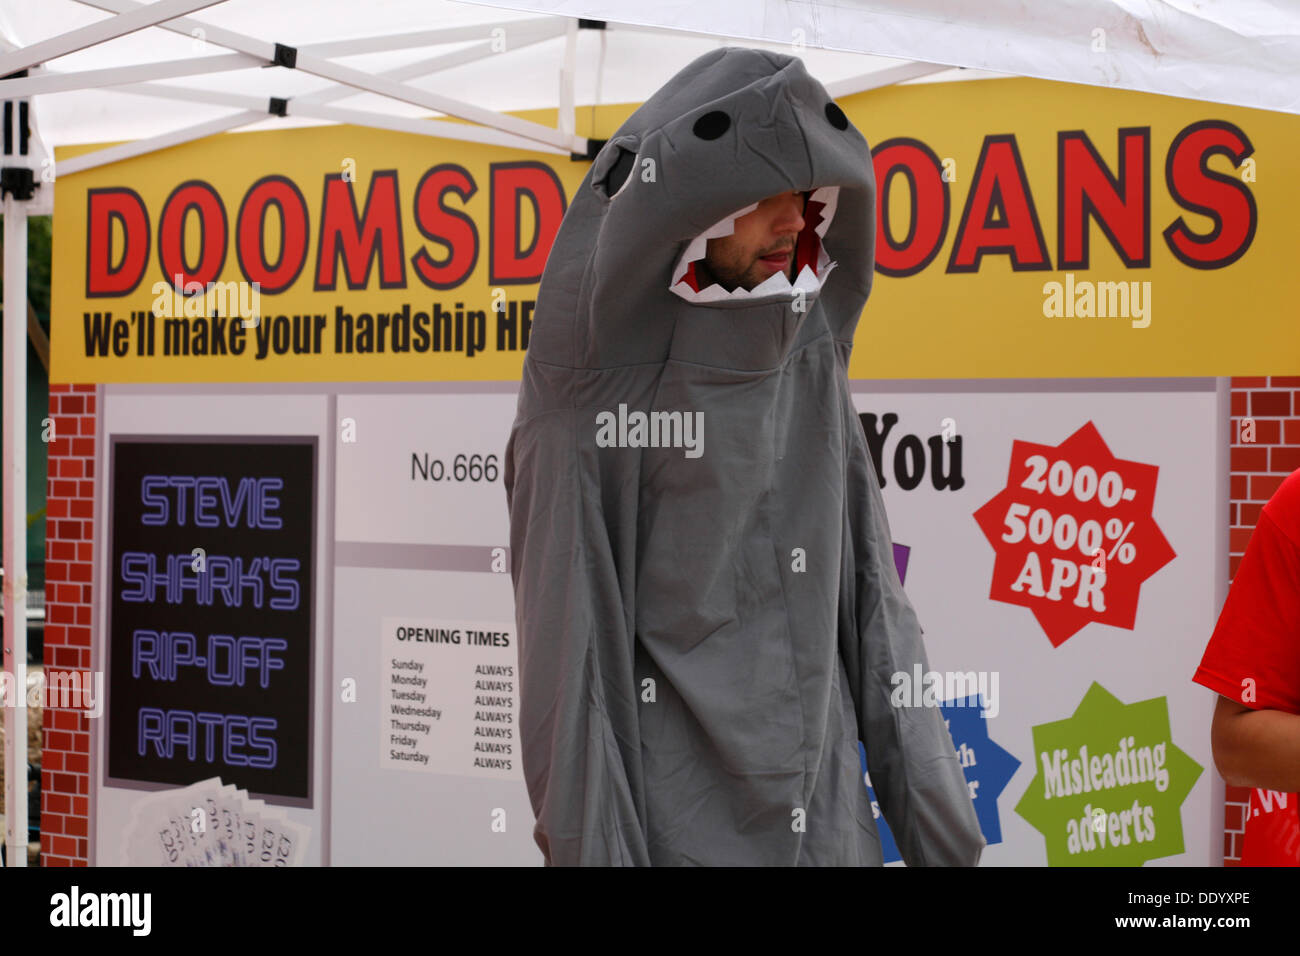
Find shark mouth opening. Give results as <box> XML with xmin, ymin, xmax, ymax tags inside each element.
<box><xmin>670</xmin><ymin>185</ymin><xmax>839</xmax><ymax>304</ymax></box>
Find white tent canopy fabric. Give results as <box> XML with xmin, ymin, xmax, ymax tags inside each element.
<box><xmin>0</xmin><ymin>0</ymin><xmax>969</xmax><ymax>151</ymax></box>
<box><xmin>464</xmin><ymin>0</ymin><xmax>1300</xmax><ymax>115</ymax></box>
<box><xmin>5</xmin><ymin>0</ymin><xmax>1290</xmax><ymax>197</ymax></box>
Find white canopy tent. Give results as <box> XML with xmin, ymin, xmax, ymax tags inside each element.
<box><xmin>0</xmin><ymin>0</ymin><xmax>984</xmax><ymax>157</ymax></box>
<box><xmin>1</xmin><ymin>0</ymin><xmax>1292</xmax><ymax>867</ymax></box>
<box><xmin>465</xmin><ymin>0</ymin><xmax>1300</xmax><ymax>116</ymax></box>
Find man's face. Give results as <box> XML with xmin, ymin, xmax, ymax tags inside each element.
<box><xmin>697</xmin><ymin>190</ymin><xmax>808</xmax><ymax>292</ymax></box>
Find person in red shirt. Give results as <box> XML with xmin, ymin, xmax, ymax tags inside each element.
<box><xmin>1193</xmin><ymin>467</ymin><xmax>1300</xmax><ymax>796</ymax></box>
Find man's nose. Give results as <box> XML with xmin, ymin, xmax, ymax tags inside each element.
<box><xmin>773</xmin><ymin>192</ymin><xmax>805</xmax><ymax>235</ymax></box>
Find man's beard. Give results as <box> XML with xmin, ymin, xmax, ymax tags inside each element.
<box><xmin>697</xmin><ymin>243</ymin><xmax>795</xmax><ymax>292</ymax></box>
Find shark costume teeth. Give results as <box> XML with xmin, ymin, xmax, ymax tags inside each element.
<box><xmin>669</xmin><ymin>185</ymin><xmax>840</xmax><ymax>304</ymax></box>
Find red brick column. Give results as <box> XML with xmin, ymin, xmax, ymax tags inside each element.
<box><xmin>1222</xmin><ymin>375</ymin><xmax>1300</xmax><ymax>864</ymax></box>
<box><xmin>40</xmin><ymin>383</ymin><xmax>97</xmax><ymax>866</ymax></box>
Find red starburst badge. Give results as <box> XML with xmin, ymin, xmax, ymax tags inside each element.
<box><xmin>973</xmin><ymin>421</ymin><xmax>1176</xmax><ymax>647</ymax></box>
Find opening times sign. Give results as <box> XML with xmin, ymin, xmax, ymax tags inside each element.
<box><xmin>106</xmin><ymin>438</ymin><xmax>317</xmax><ymax>805</ymax></box>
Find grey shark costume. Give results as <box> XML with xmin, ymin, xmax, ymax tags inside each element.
<box><xmin>503</xmin><ymin>48</ymin><xmax>984</xmax><ymax>866</ymax></box>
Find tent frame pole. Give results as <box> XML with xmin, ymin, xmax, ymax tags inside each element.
<box><xmin>58</xmin><ymin>24</ymin><xmax>572</xmax><ymax>177</ymax></box>
<box><xmin>825</xmin><ymin>62</ymin><xmax>953</xmax><ymax>98</ymax></box>
<box><xmin>0</xmin><ymin>20</ymin><xmax>569</xmax><ymax>99</ymax></box>
<box><xmin>2</xmin><ymin>192</ymin><xmax>30</xmax><ymax>868</ymax></box>
<box><xmin>0</xmin><ymin>52</ymin><xmax>262</xmax><ymax>97</ymax></box>
<box><xmin>0</xmin><ymin>0</ymin><xmax>227</xmax><ymax>76</ymax></box>
<box><xmin>559</xmin><ymin>19</ymin><xmax>578</xmax><ymax>144</ymax></box>
<box><xmin>75</xmin><ymin>0</ymin><xmax>585</xmax><ymax>154</ymax></box>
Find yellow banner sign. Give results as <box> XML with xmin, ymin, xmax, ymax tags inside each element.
<box><xmin>51</xmin><ymin>78</ymin><xmax>1300</xmax><ymax>383</ymax></box>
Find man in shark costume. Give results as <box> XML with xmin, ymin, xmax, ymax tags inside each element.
<box><xmin>504</xmin><ymin>47</ymin><xmax>984</xmax><ymax>866</ymax></box>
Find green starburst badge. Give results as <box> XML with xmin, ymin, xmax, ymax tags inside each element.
<box><xmin>1015</xmin><ymin>682</ymin><xmax>1202</xmax><ymax>866</ymax></box>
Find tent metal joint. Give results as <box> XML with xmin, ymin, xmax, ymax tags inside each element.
<box><xmin>571</xmin><ymin>137</ymin><xmax>605</xmax><ymax>162</ymax></box>
<box><xmin>0</xmin><ymin>167</ymin><xmax>35</xmax><ymax>200</ymax></box>
<box><xmin>578</xmin><ymin>19</ymin><xmax>606</xmax><ymax>31</ymax></box>
<box><xmin>273</xmin><ymin>42</ymin><xmax>297</xmax><ymax>69</ymax></box>
<box><xmin>268</xmin><ymin>96</ymin><xmax>288</xmax><ymax>116</ymax></box>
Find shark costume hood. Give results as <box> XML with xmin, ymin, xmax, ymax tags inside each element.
<box><xmin>504</xmin><ymin>47</ymin><xmax>984</xmax><ymax>866</ymax></box>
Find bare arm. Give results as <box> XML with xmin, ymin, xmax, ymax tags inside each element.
<box><xmin>1210</xmin><ymin>694</ymin><xmax>1300</xmax><ymax>792</ymax></box>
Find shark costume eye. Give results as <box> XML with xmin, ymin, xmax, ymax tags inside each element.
<box><xmin>597</xmin><ymin>146</ymin><xmax>637</xmax><ymax>198</ymax></box>
<box><xmin>825</xmin><ymin>102</ymin><xmax>848</xmax><ymax>130</ymax></box>
<box><xmin>590</xmin><ymin>133</ymin><xmax>640</xmax><ymax>200</ymax></box>
<box><xmin>693</xmin><ymin>110</ymin><xmax>731</xmax><ymax>140</ymax></box>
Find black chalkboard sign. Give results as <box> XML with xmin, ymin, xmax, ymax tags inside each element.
<box><xmin>105</xmin><ymin>437</ymin><xmax>316</xmax><ymax>806</ymax></box>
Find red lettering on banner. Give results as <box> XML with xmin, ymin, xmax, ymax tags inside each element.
<box><xmin>237</xmin><ymin>175</ymin><xmax>310</xmax><ymax>294</ymax></box>
<box><xmin>85</xmin><ymin>187</ymin><xmax>150</xmax><ymax>297</ymax></box>
<box><xmin>315</xmin><ymin>170</ymin><xmax>406</xmax><ymax>290</ymax></box>
<box><xmin>72</xmin><ymin>116</ymin><xmax>1257</xmax><ymax>305</ymax></box>
<box><xmin>489</xmin><ymin>162</ymin><xmax>566</xmax><ymax>285</ymax></box>
<box><xmin>947</xmin><ymin>135</ymin><xmax>1051</xmax><ymax>272</ymax></box>
<box><xmin>1162</xmin><ymin>120</ymin><xmax>1257</xmax><ymax>269</ymax></box>
<box><xmin>1057</xmin><ymin>128</ymin><xmax>1150</xmax><ymax>269</ymax></box>
<box><xmin>872</xmin><ymin>138</ymin><xmax>951</xmax><ymax>278</ymax></box>
<box><xmin>158</xmin><ymin>180</ymin><xmax>227</xmax><ymax>289</ymax></box>
<box><xmin>411</xmin><ymin>164</ymin><xmax>479</xmax><ymax>290</ymax></box>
